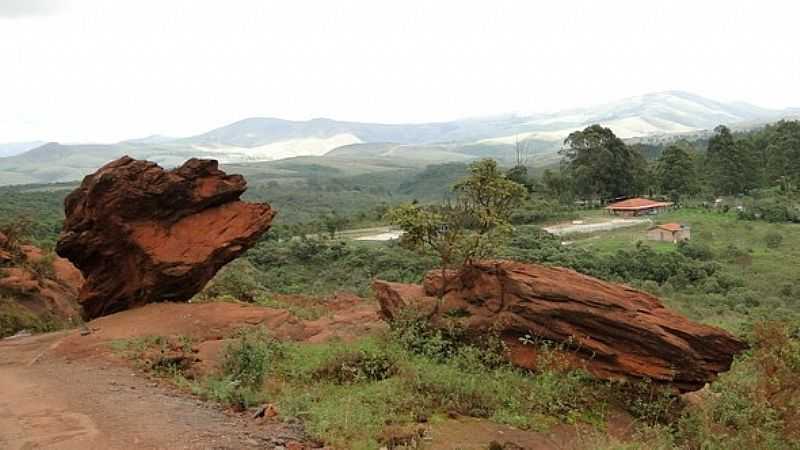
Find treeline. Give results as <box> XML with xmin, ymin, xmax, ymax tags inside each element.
<box><xmin>518</xmin><ymin>120</ymin><xmax>800</xmax><ymax>204</ymax></box>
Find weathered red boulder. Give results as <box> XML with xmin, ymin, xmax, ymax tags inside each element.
<box><xmin>373</xmin><ymin>260</ymin><xmax>747</xmax><ymax>391</ymax></box>
<box><xmin>56</xmin><ymin>157</ymin><xmax>275</xmax><ymax>319</ymax></box>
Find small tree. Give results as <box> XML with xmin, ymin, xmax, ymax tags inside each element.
<box><xmin>387</xmin><ymin>159</ymin><xmax>526</xmax><ymax>298</ymax></box>
<box><xmin>322</xmin><ymin>213</ymin><xmax>348</xmax><ymax>239</ymax></box>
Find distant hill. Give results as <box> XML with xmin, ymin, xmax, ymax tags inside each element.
<box><xmin>0</xmin><ymin>141</ymin><xmax>45</xmax><ymax>158</ymax></box>
<box><xmin>0</xmin><ymin>91</ymin><xmax>796</xmax><ymax>186</ymax></box>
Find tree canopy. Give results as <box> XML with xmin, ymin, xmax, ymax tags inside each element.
<box><xmin>387</xmin><ymin>159</ymin><xmax>526</xmax><ymax>274</ymax></box>
<box><xmin>559</xmin><ymin>125</ymin><xmax>647</xmax><ymax>201</ymax></box>
<box><xmin>657</xmin><ymin>142</ymin><xmax>698</xmax><ymax>201</ymax></box>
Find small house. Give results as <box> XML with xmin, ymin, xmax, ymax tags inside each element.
<box><xmin>606</xmin><ymin>198</ymin><xmax>673</xmax><ymax>217</ymax></box>
<box><xmin>647</xmin><ymin>223</ymin><xmax>691</xmax><ymax>243</ymax></box>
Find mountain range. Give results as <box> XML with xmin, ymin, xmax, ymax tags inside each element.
<box><xmin>1</xmin><ymin>91</ymin><xmax>797</xmax><ymax>186</ymax></box>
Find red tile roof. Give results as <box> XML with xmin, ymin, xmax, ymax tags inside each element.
<box><xmin>606</xmin><ymin>198</ymin><xmax>673</xmax><ymax>210</ymax></box>
<box><xmin>654</xmin><ymin>223</ymin><xmax>685</xmax><ymax>232</ymax></box>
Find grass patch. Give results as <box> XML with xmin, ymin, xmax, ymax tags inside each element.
<box><xmin>0</xmin><ymin>296</ymin><xmax>61</xmax><ymax>337</ymax></box>
<box><xmin>254</xmin><ymin>294</ymin><xmax>328</xmax><ymax>321</ymax></box>
<box><xmin>109</xmin><ymin>335</ymin><xmax>170</xmax><ymax>357</ymax></box>
<box><xmin>184</xmin><ymin>323</ymin><xmax>617</xmax><ymax>449</ymax></box>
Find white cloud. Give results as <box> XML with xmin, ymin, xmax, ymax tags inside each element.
<box><xmin>0</xmin><ymin>0</ymin><xmax>66</xmax><ymax>18</ymax></box>
<box><xmin>0</xmin><ymin>0</ymin><xmax>798</xmax><ymax>142</ymax></box>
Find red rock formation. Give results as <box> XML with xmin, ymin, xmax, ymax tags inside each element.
<box><xmin>0</xmin><ymin>238</ymin><xmax>83</xmax><ymax>334</ymax></box>
<box><xmin>56</xmin><ymin>157</ymin><xmax>275</xmax><ymax>319</ymax></box>
<box><xmin>373</xmin><ymin>260</ymin><xmax>747</xmax><ymax>391</ymax></box>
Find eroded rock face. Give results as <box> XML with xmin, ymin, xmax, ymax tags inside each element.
<box><xmin>56</xmin><ymin>157</ymin><xmax>275</xmax><ymax>319</ymax></box>
<box><xmin>374</xmin><ymin>260</ymin><xmax>747</xmax><ymax>391</ymax></box>
<box><xmin>0</xmin><ymin>239</ymin><xmax>83</xmax><ymax>334</ymax></box>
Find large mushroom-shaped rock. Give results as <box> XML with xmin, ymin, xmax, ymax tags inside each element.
<box><xmin>373</xmin><ymin>260</ymin><xmax>747</xmax><ymax>391</ymax></box>
<box><xmin>56</xmin><ymin>157</ymin><xmax>275</xmax><ymax>319</ymax></box>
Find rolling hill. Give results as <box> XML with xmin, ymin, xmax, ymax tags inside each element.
<box><xmin>0</xmin><ymin>91</ymin><xmax>796</xmax><ymax>186</ymax></box>
<box><xmin>0</xmin><ymin>141</ymin><xmax>45</xmax><ymax>158</ymax></box>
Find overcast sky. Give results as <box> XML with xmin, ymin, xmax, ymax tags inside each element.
<box><xmin>1</xmin><ymin>0</ymin><xmax>798</xmax><ymax>143</ymax></box>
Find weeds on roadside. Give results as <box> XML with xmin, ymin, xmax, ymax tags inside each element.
<box><xmin>188</xmin><ymin>327</ymin><xmax>285</xmax><ymax>410</ymax></box>
<box><xmin>261</xmin><ymin>313</ymin><xmax>613</xmax><ymax>447</ymax></box>
<box><xmin>0</xmin><ymin>295</ymin><xmax>61</xmax><ymax>337</ymax></box>
<box><xmin>673</xmin><ymin>321</ymin><xmax>800</xmax><ymax>449</ymax></box>
<box><xmin>221</xmin><ymin>327</ymin><xmax>285</xmax><ymax>387</ymax></box>
<box><xmin>156</xmin><ymin>316</ymin><xmax>800</xmax><ymax>449</ymax></box>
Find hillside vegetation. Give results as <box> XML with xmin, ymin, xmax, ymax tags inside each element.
<box><xmin>2</xmin><ymin>120</ymin><xmax>800</xmax><ymax>449</ymax></box>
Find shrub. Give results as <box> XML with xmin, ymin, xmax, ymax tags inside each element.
<box><xmin>27</xmin><ymin>253</ymin><xmax>55</xmax><ymax>280</ymax></box>
<box><xmin>623</xmin><ymin>379</ymin><xmax>679</xmax><ymax>425</ymax></box>
<box><xmin>314</xmin><ymin>345</ymin><xmax>397</xmax><ymax>384</ymax></box>
<box><xmin>677</xmin><ymin>240</ymin><xmax>714</xmax><ymax>261</ymax></box>
<box><xmin>504</xmin><ymin>228</ymin><xmax>718</xmax><ymax>288</ymax></box>
<box><xmin>388</xmin><ymin>309</ymin><xmax>464</xmax><ymax>361</ymax></box>
<box><xmin>195</xmin><ymin>376</ymin><xmax>265</xmax><ymax>410</ymax></box>
<box><xmin>200</xmin><ymin>259</ymin><xmax>264</xmax><ymax>301</ymax></box>
<box><xmin>0</xmin><ymin>296</ymin><xmax>60</xmax><ymax>337</ymax></box>
<box><xmin>676</xmin><ymin>321</ymin><xmax>800</xmax><ymax>448</ymax></box>
<box><xmin>221</xmin><ymin>327</ymin><xmax>284</xmax><ymax>388</ymax></box>
<box><xmin>765</xmin><ymin>231</ymin><xmax>784</xmax><ymax>249</ymax></box>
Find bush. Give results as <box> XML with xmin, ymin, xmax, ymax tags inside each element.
<box><xmin>0</xmin><ymin>296</ymin><xmax>60</xmax><ymax>337</ymax></box>
<box><xmin>765</xmin><ymin>231</ymin><xmax>784</xmax><ymax>249</ymax></box>
<box><xmin>388</xmin><ymin>309</ymin><xmax>465</xmax><ymax>361</ymax></box>
<box><xmin>27</xmin><ymin>253</ymin><xmax>55</xmax><ymax>280</ymax></box>
<box><xmin>246</xmin><ymin>238</ymin><xmax>434</xmax><ymax>296</ymax></box>
<box><xmin>221</xmin><ymin>327</ymin><xmax>285</xmax><ymax>388</ymax></box>
<box><xmin>676</xmin><ymin>321</ymin><xmax>800</xmax><ymax>448</ymax></box>
<box><xmin>199</xmin><ymin>260</ymin><xmax>264</xmax><ymax>301</ymax></box>
<box><xmin>510</xmin><ymin>199</ymin><xmax>578</xmax><ymax>225</ymax></box>
<box><xmin>505</xmin><ymin>228</ymin><xmax>718</xmax><ymax>288</ymax></box>
<box><xmin>314</xmin><ymin>345</ymin><xmax>397</xmax><ymax>384</ymax></box>
<box><xmin>677</xmin><ymin>240</ymin><xmax>714</xmax><ymax>261</ymax></box>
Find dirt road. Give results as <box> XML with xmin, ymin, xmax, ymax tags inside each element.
<box><xmin>0</xmin><ymin>331</ymin><xmax>305</xmax><ymax>450</ymax></box>
<box><xmin>0</xmin><ymin>301</ymin><xmax>632</xmax><ymax>450</ymax></box>
<box><xmin>543</xmin><ymin>218</ymin><xmax>651</xmax><ymax>236</ymax></box>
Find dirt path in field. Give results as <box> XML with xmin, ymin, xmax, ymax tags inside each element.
<box><xmin>0</xmin><ymin>331</ymin><xmax>310</xmax><ymax>450</ymax></box>
<box><xmin>543</xmin><ymin>218</ymin><xmax>651</xmax><ymax>236</ymax></box>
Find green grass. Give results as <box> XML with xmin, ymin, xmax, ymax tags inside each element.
<box><xmin>563</xmin><ymin>208</ymin><xmax>800</xmax><ymax>332</ymax></box>
<box><xmin>179</xmin><ymin>326</ymin><xmax>624</xmax><ymax>449</ymax></box>
<box><xmin>0</xmin><ymin>295</ymin><xmax>61</xmax><ymax>337</ymax></box>
<box><xmin>109</xmin><ymin>335</ymin><xmax>170</xmax><ymax>358</ymax></box>
<box><xmin>110</xmin><ymin>308</ymin><xmax>800</xmax><ymax>450</ymax></box>
<box><xmin>253</xmin><ymin>295</ymin><xmax>328</xmax><ymax>321</ymax></box>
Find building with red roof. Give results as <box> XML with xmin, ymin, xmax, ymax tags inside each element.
<box><xmin>606</xmin><ymin>197</ymin><xmax>673</xmax><ymax>217</ymax></box>
<box><xmin>647</xmin><ymin>223</ymin><xmax>691</xmax><ymax>242</ymax></box>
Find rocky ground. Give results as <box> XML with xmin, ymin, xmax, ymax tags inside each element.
<box><xmin>0</xmin><ymin>299</ymin><xmax>638</xmax><ymax>450</ymax></box>
<box><xmin>0</xmin><ymin>331</ymin><xmax>308</xmax><ymax>450</ymax></box>
<box><xmin>0</xmin><ymin>302</ymin><xmax>325</xmax><ymax>450</ymax></box>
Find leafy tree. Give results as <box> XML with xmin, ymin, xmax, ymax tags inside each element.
<box><xmin>387</xmin><ymin>159</ymin><xmax>526</xmax><ymax>296</ymax></box>
<box><xmin>540</xmin><ymin>169</ymin><xmax>574</xmax><ymax>203</ymax></box>
<box><xmin>763</xmin><ymin>120</ymin><xmax>800</xmax><ymax>188</ymax></box>
<box><xmin>321</xmin><ymin>213</ymin><xmax>348</xmax><ymax>239</ymax></box>
<box><xmin>629</xmin><ymin>145</ymin><xmax>653</xmax><ymax>197</ymax></box>
<box><xmin>506</xmin><ymin>165</ymin><xmax>529</xmax><ymax>189</ymax></box>
<box><xmin>705</xmin><ymin>125</ymin><xmax>756</xmax><ymax>195</ymax></box>
<box><xmin>656</xmin><ymin>142</ymin><xmax>698</xmax><ymax>201</ymax></box>
<box><xmin>560</xmin><ymin>125</ymin><xmax>644</xmax><ymax>201</ymax></box>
